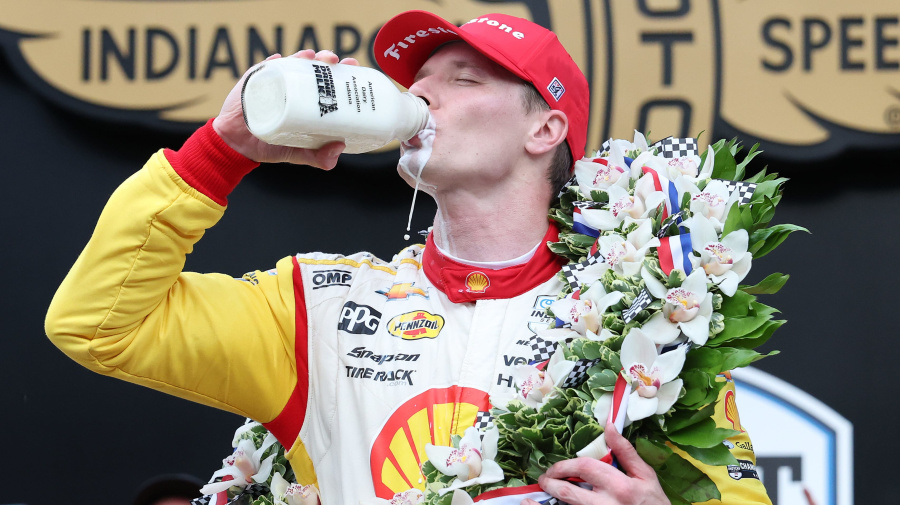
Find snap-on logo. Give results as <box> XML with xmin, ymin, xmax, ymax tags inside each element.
<box><xmin>382</xmin><ymin>26</ymin><xmax>457</xmax><ymax>61</ymax></box>
<box><xmin>547</xmin><ymin>77</ymin><xmax>565</xmax><ymax>101</ymax></box>
<box><xmin>463</xmin><ymin>17</ymin><xmax>526</xmax><ymax>40</ymax></box>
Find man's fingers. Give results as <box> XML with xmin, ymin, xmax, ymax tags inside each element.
<box><xmin>539</xmin><ymin>474</ymin><xmax>606</xmax><ymax>505</ymax></box>
<box><xmin>290</xmin><ymin>49</ymin><xmax>316</xmax><ymax>59</ymax></box>
<box><xmin>604</xmin><ymin>425</ymin><xmax>655</xmax><ymax>479</ymax></box>
<box><xmin>543</xmin><ymin>456</ymin><xmax>619</xmax><ymax>486</ymax></box>
<box><xmin>339</xmin><ymin>57</ymin><xmax>360</xmax><ymax>66</ymax></box>
<box><xmin>314</xmin><ymin>49</ymin><xmax>340</xmax><ymax>63</ymax></box>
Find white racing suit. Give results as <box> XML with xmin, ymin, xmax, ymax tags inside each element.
<box><xmin>45</xmin><ymin>122</ymin><xmax>771</xmax><ymax>504</ymax></box>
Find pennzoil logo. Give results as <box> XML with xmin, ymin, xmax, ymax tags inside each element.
<box><xmin>376</xmin><ymin>282</ymin><xmax>429</xmax><ymax>301</ymax></box>
<box><xmin>0</xmin><ymin>0</ymin><xmax>897</xmax><ymax>161</ymax></box>
<box><xmin>465</xmin><ymin>271</ymin><xmax>490</xmax><ymax>293</ymax></box>
<box><xmin>387</xmin><ymin>310</ymin><xmax>444</xmax><ymax>340</ymax></box>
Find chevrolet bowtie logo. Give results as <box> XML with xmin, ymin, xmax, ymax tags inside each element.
<box><xmin>376</xmin><ymin>282</ymin><xmax>429</xmax><ymax>300</ymax></box>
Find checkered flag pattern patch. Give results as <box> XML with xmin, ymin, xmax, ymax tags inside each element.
<box><xmin>601</xmin><ymin>139</ymin><xmax>612</xmax><ymax>153</ymax></box>
<box><xmin>556</xmin><ymin>175</ymin><xmax>577</xmax><ymax>198</ymax></box>
<box><xmin>528</xmin><ymin>335</ymin><xmax>558</xmax><ymax>364</ymax></box>
<box><xmin>715</xmin><ymin>179</ymin><xmax>757</xmax><ymax>205</ymax></box>
<box><xmin>474</xmin><ymin>410</ymin><xmax>493</xmax><ymax>431</ymax></box>
<box><xmin>190</xmin><ymin>497</ymin><xmax>210</xmax><ymax>505</ymax></box>
<box><xmin>650</xmin><ymin>137</ymin><xmax>699</xmax><ymax>159</ymax></box>
<box><xmin>657</xmin><ymin>210</ymin><xmax>687</xmax><ymax>238</ymax></box>
<box><xmin>561</xmin><ymin>251</ymin><xmax>606</xmax><ymax>291</ymax></box>
<box><xmin>561</xmin><ymin>358</ymin><xmax>601</xmax><ymax>388</ymax></box>
<box><xmin>623</xmin><ymin>288</ymin><xmax>653</xmax><ymax>323</ymax></box>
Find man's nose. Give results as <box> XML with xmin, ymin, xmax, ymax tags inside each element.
<box><xmin>407</xmin><ymin>79</ymin><xmax>433</xmax><ymax>107</ymax></box>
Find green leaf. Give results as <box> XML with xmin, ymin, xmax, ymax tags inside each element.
<box><xmin>677</xmin><ymin>370</ymin><xmax>716</xmax><ymax>407</ymax></box>
<box><xmin>569</xmin><ymin>422</ymin><xmax>603</xmax><ymax>454</ymax></box>
<box><xmin>742</xmin><ymin>272</ymin><xmax>790</xmax><ymax>295</ymax></box>
<box><xmin>666</xmin><ymin>418</ymin><xmax>740</xmax><ymax>448</ymax></box>
<box><xmin>636</xmin><ymin>438</ymin><xmax>722</xmax><ymax>504</ymax></box>
<box><xmin>718</xmin><ymin>290</ymin><xmax>755</xmax><ymax>317</ymax></box>
<box><xmin>721</xmin><ymin>202</ymin><xmax>744</xmax><ymax>237</ymax></box>
<box><xmin>728</xmin><ymin>320</ymin><xmax>786</xmax><ymax>349</ymax></box>
<box><xmin>710</xmin><ymin>313</ymin><xmax>771</xmax><ymax>343</ymax></box>
<box><xmin>749</xmin><ymin>224</ymin><xmax>809</xmax><ymax>259</ymax></box>
<box><xmin>663</xmin><ymin>403</ymin><xmax>717</xmax><ymax>432</ymax></box>
<box><xmin>674</xmin><ymin>441</ymin><xmax>739</xmax><ymax>466</ymax></box>
<box><xmin>710</xmin><ymin>147</ymin><xmax>737</xmax><ymax>181</ymax></box>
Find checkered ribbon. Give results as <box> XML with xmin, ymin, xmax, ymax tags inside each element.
<box><xmin>657</xmin><ymin>210</ymin><xmax>687</xmax><ymax>238</ymax></box>
<box><xmin>650</xmin><ymin>136</ymin><xmax>699</xmax><ymax>158</ymax></box>
<box><xmin>474</xmin><ymin>410</ymin><xmax>493</xmax><ymax>431</ymax></box>
<box><xmin>526</xmin><ymin>334</ymin><xmax>558</xmax><ymax>364</ymax></box>
<box><xmin>557</xmin><ymin>175</ymin><xmax>577</xmax><ymax>198</ymax></box>
<box><xmin>561</xmin><ymin>358</ymin><xmax>601</xmax><ymax>388</ymax></box>
<box><xmin>622</xmin><ymin>288</ymin><xmax>653</xmax><ymax>323</ymax></box>
<box><xmin>560</xmin><ymin>251</ymin><xmax>606</xmax><ymax>291</ymax></box>
<box><xmin>191</xmin><ymin>483</ymin><xmax>269</xmax><ymax>505</ymax></box>
<box><xmin>715</xmin><ymin>179</ymin><xmax>757</xmax><ymax>205</ymax></box>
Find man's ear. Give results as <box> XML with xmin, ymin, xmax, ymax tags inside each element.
<box><xmin>525</xmin><ymin>109</ymin><xmax>568</xmax><ymax>156</ymax></box>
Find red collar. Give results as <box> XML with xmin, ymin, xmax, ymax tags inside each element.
<box><xmin>422</xmin><ymin>224</ymin><xmax>567</xmax><ymax>303</ymax></box>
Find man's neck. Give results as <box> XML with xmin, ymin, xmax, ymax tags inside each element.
<box><xmin>429</xmin><ymin>189</ymin><xmax>551</xmax><ymax>263</ymax></box>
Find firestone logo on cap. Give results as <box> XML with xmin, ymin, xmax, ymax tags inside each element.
<box><xmin>382</xmin><ymin>26</ymin><xmax>457</xmax><ymax>61</ymax></box>
<box><xmin>463</xmin><ymin>17</ymin><xmax>526</xmax><ymax>40</ymax></box>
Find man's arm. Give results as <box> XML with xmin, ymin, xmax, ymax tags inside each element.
<box><xmin>44</xmin><ymin>50</ymin><xmax>357</xmax><ymax>422</ymax></box>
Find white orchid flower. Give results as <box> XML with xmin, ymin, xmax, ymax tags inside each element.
<box><xmin>450</xmin><ymin>490</ymin><xmax>475</xmax><ymax>505</ymax></box>
<box><xmin>550</xmin><ymin>282</ymin><xmax>624</xmax><ymax>336</ymax></box>
<box><xmin>598</xmin><ymin>219</ymin><xmax>661</xmax><ymax>277</ymax></box>
<box><xmin>512</xmin><ymin>350</ymin><xmax>577</xmax><ymax>408</ymax></box>
<box><xmin>620</xmin><ymin>329</ymin><xmax>686</xmax><ymax>421</ymax></box>
<box><xmin>641</xmin><ymin>269</ymin><xmax>714</xmax><ymax>346</ymax></box>
<box><xmin>425</xmin><ymin>426</ymin><xmax>504</xmax><ymax>494</ymax></box>
<box><xmin>200</xmin><ymin>434</ymin><xmax>278</xmax><ymax>495</ymax></box>
<box><xmin>576</xmin><ymin>433</ymin><xmax>609</xmax><ymax>459</ymax></box>
<box><xmin>684</xmin><ymin>214</ymin><xmax>753</xmax><ymax>296</ymax></box>
<box><xmin>578</xmin><ymin>178</ymin><xmax>667</xmax><ymax>232</ymax></box>
<box><xmin>270</xmin><ymin>473</ymin><xmax>319</xmax><ymax>505</ymax></box>
<box><xmin>360</xmin><ymin>488</ymin><xmax>424</xmax><ymax>505</ymax></box>
<box><xmin>592</xmin><ymin>393</ymin><xmax>614</xmax><ymax>426</ymax></box>
<box><xmin>574</xmin><ymin>157</ymin><xmax>630</xmax><ymax>194</ymax></box>
<box><xmin>689</xmin><ymin>179</ymin><xmax>740</xmax><ymax>232</ymax></box>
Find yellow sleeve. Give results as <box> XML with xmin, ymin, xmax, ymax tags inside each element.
<box><xmin>673</xmin><ymin>372</ymin><xmax>773</xmax><ymax>505</ymax></box>
<box><xmin>45</xmin><ymin>150</ymin><xmax>298</xmax><ymax>422</ymax></box>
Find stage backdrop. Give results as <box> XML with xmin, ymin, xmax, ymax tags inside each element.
<box><xmin>1</xmin><ymin>1</ymin><xmax>897</xmax><ymax>504</ymax></box>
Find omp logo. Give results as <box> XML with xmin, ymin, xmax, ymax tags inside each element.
<box><xmin>387</xmin><ymin>311</ymin><xmax>444</xmax><ymax>340</ymax></box>
<box><xmin>464</xmin><ymin>271</ymin><xmax>489</xmax><ymax>293</ymax></box>
<box><xmin>338</xmin><ymin>301</ymin><xmax>381</xmax><ymax>335</ymax></box>
<box><xmin>376</xmin><ymin>282</ymin><xmax>428</xmax><ymax>301</ymax></box>
<box><xmin>312</xmin><ymin>269</ymin><xmax>352</xmax><ymax>289</ymax></box>
<box><xmin>0</xmin><ymin>0</ymin><xmax>896</xmax><ymax>161</ymax></box>
<box><xmin>369</xmin><ymin>386</ymin><xmax>490</xmax><ymax>497</ymax></box>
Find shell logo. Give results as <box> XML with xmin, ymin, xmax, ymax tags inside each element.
<box><xmin>369</xmin><ymin>386</ymin><xmax>491</xmax><ymax>498</ymax></box>
<box><xmin>387</xmin><ymin>311</ymin><xmax>445</xmax><ymax>340</ymax></box>
<box><xmin>724</xmin><ymin>389</ymin><xmax>744</xmax><ymax>432</ymax></box>
<box><xmin>465</xmin><ymin>271</ymin><xmax>490</xmax><ymax>293</ymax></box>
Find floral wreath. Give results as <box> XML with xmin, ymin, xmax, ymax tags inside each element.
<box><xmin>190</xmin><ymin>133</ymin><xmax>805</xmax><ymax>505</ymax></box>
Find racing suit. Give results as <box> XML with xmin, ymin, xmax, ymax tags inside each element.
<box><xmin>45</xmin><ymin>121</ymin><xmax>771</xmax><ymax>505</ymax></box>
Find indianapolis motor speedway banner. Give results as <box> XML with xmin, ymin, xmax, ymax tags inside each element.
<box><xmin>0</xmin><ymin>0</ymin><xmax>897</xmax><ymax>164</ymax></box>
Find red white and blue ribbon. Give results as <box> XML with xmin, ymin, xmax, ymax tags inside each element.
<box><xmin>572</xmin><ymin>205</ymin><xmax>601</xmax><ymax>238</ymax></box>
<box><xmin>657</xmin><ymin>233</ymin><xmax>693</xmax><ymax>275</ymax></box>
<box><xmin>471</xmin><ymin>481</ymin><xmax>592</xmax><ymax>504</ymax></box>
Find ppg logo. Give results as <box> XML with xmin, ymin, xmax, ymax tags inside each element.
<box><xmin>338</xmin><ymin>301</ymin><xmax>382</xmax><ymax>335</ymax></box>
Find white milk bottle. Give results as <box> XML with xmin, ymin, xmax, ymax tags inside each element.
<box><xmin>241</xmin><ymin>58</ymin><xmax>430</xmax><ymax>154</ymax></box>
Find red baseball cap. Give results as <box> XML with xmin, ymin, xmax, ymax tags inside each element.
<box><xmin>374</xmin><ymin>10</ymin><xmax>589</xmax><ymax>165</ymax></box>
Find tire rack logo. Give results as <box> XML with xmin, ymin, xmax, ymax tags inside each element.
<box><xmin>0</xmin><ymin>1</ymin><xmax>897</xmax><ymax>161</ymax></box>
<box><xmin>369</xmin><ymin>386</ymin><xmax>490</xmax><ymax>498</ymax></box>
<box><xmin>338</xmin><ymin>301</ymin><xmax>381</xmax><ymax>335</ymax></box>
<box><xmin>312</xmin><ymin>63</ymin><xmax>338</xmax><ymax>116</ymax></box>
<box><xmin>387</xmin><ymin>311</ymin><xmax>444</xmax><ymax>340</ymax></box>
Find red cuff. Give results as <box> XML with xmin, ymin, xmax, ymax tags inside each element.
<box><xmin>164</xmin><ymin>119</ymin><xmax>259</xmax><ymax>205</ymax></box>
